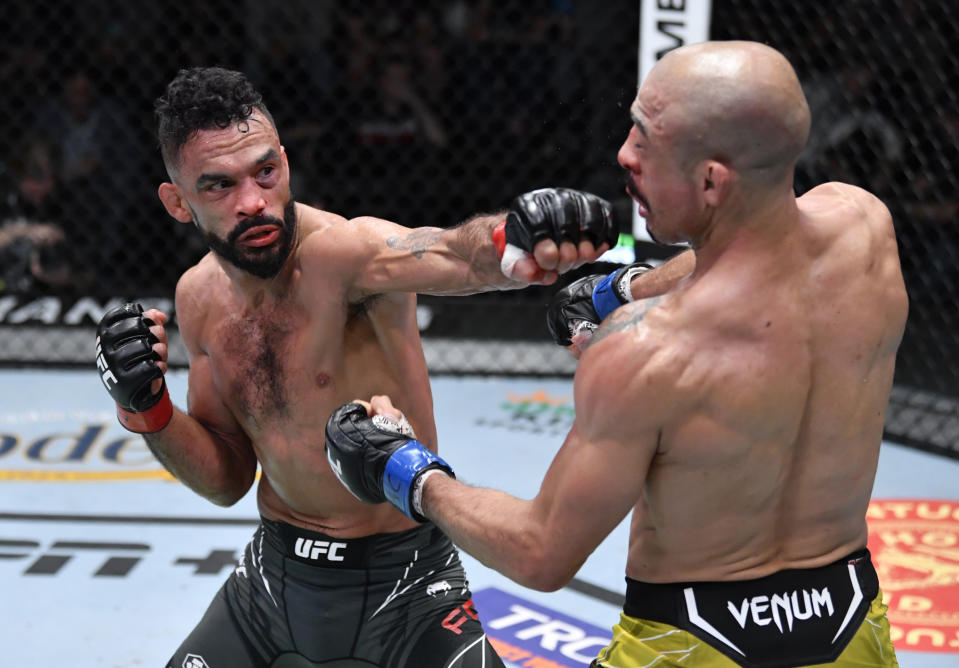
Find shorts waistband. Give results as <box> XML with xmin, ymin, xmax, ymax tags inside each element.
<box><xmin>622</xmin><ymin>549</ymin><xmax>879</xmax><ymax>668</ymax></box>
<box><xmin>260</xmin><ymin>517</ymin><xmax>442</xmax><ymax>568</ymax></box>
<box><xmin>623</xmin><ymin>548</ymin><xmax>877</xmax><ymax>622</ymax></box>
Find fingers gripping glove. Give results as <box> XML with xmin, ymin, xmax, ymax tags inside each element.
<box><xmin>95</xmin><ymin>303</ymin><xmax>172</xmax><ymax>433</ymax></box>
<box><xmin>546</xmin><ymin>263</ymin><xmax>652</xmax><ymax>346</ymax></box>
<box><xmin>325</xmin><ymin>403</ymin><xmax>454</xmax><ymax>522</ymax></box>
<box><xmin>492</xmin><ymin>188</ymin><xmax>616</xmax><ymax>276</ymax></box>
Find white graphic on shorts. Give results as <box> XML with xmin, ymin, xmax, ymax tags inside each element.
<box><xmin>294</xmin><ymin>537</ymin><xmax>347</xmax><ymax>562</ymax></box>
<box><xmin>685</xmin><ymin>588</ymin><xmax>746</xmax><ymax>658</ymax></box>
<box><xmin>182</xmin><ymin>653</ymin><xmax>209</xmax><ymax>668</ymax></box>
<box><xmin>726</xmin><ymin>586</ymin><xmax>834</xmax><ymax>633</ymax></box>
<box><xmin>370</xmin><ymin>549</ymin><xmax>425</xmax><ymax>619</ymax></box>
<box><xmin>235</xmin><ymin>547</ymin><xmax>248</xmax><ymax>578</ymax></box>
<box><xmin>427</xmin><ymin>580</ymin><xmax>451</xmax><ymax>597</ymax></box>
<box><xmin>370</xmin><ymin>550</ymin><xmax>457</xmax><ymax>619</ymax></box>
<box><xmin>370</xmin><ymin>550</ymin><xmax>456</xmax><ymax>619</ymax></box>
<box><xmin>684</xmin><ymin>563</ymin><xmax>863</xmax><ymax>657</ymax></box>
<box><xmin>250</xmin><ymin>533</ymin><xmax>278</xmax><ymax>609</ymax></box>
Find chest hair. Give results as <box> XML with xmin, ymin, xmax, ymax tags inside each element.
<box><xmin>219</xmin><ymin>306</ymin><xmax>306</xmax><ymax>421</ymax></box>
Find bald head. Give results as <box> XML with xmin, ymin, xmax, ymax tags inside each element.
<box><xmin>642</xmin><ymin>41</ymin><xmax>810</xmax><ymax>186</ymax></box>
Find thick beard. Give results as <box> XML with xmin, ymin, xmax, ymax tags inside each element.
<box><xmin>204</xmin><ymin>198</ymin><xmax>297</xmax><ymax>279</ymax></box>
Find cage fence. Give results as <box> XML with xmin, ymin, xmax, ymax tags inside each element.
<box><xmin>0</xmin><ymin>1</ymin><xmax>955</xmax><ymax>457</ymax></box>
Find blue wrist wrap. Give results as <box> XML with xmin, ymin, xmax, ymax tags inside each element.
<box><xmin>382</xmin><ymin>441</ymin><xmax>451</xmax><ymax>520</ymax></box>
<box><xmin>591</xmin><ymin>271</ymin><xmax>624</xmax><ymax>319</ymax></box>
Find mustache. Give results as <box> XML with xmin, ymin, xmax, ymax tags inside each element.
<box><xmin>624</xmin><ymin>173</ymin><xmax>648</xmax><ymax>209</ymax></box>
<box><xmin>227</xmin><ymin>213</ymin><xmax>287</xmax><ymax>245</ymax></box>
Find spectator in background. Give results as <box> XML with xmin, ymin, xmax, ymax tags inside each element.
<box><xmin>797</xmin><ymin>64</ymin><xmax>902</xmax><ymax>196</ymax></box>
<box><xmin>440</xmin><ymin>1</ymin><xmax>590</xmax><ymax>201</ymax></box>
<box><xmin>889</xmin><ymin>89</ymin><xmax>959</xmax><ymax>391</ymax></box>
<box><xmin>245</xmin><ymin>0</ymin><xmax>338</xmax><ymax>204</ymax></box>
<box><xmin>32</xmin><ymin>70</ymin><xmax>146</xmax><ymax>290</ymax></box>
<box><xmin>0</xmin><ymin>138</ymin><xmax>62</xmax><ymax>223</ymax></box>
<box><xmin>0</xmin><ymin>138</ymin><xmax>72</xmax><ymax>291</ymax></box>
<box><xmin>334</xmin><ymin>4</ymin><xmax>452</xmax><ymax>222</ymax></box>
<box><xmin>354</xmin><ymin>53</ymin><xmax>448</xmax><ymax>150</ymax></box>
<box><xmin>37</xmin><ymin>72</ymin><xmax>113</xmax><ymax>184</ymax></box>
<box><xmin>409</xmin><ymin>8</ymin><xmax>450</xmax><ymax>108</ymax></box>
<box><xmin>0</xmin><ymin>34</ymin><xmax>52</xmax><ymax>134</ymax></box>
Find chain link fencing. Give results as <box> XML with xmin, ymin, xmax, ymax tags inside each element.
<box><xmin>0</xmin><ymin>1</ymin><xmax>955</xmax><ymax>457</ymax></box>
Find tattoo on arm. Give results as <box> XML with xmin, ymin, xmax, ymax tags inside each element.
<box><xmin>386</xmin><ymin>228</ymin><xmax>442</xmax><ymax>259</ymax></box>
<box><xmin>590</xmin><ymin>296</ymin><xmax>662</xmax><ymax>346</ymax></box>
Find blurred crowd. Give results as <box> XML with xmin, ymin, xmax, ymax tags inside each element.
<box><xmin>0</xmin><ymin>0</ymin><xmax>622</xmax><ymax>295</ymax></box>
<box><xmin>0</xmin><ymin>0</ymin><xmax>954</xmax><ymax>349</ymax></box>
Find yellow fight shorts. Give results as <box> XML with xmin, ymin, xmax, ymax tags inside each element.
<box><xmin>592</xmin><ymin>549</ymin><xmax>898</xmax><ymax>668</ymax></box>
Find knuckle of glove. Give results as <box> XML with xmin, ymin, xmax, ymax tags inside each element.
<box><xmin>548</xmin><ymin>189</ymin><xmax>579</xmax><ymax>244</ymax></box>
<box><xmin>506</xmin><ymin>188</ymin><xmax>580</xmax><ymax>251</ymax></box>
<box><xmin>107</xmin><ymin>361</ymin><xmax>161</xmax><ymax>412</ymax></box>
<box><xmin>581</xmin><ymin>195</ymin><xmax>617</xmax><ymax>248</ymax></box>
<box><xmin>325</xmin><ymin>403</ymin><xmax>409</xmax><ymax>506</ymax></box>
<box><xmin>504</xmin><ymin>209</ymin><xmax>537</xmax><ymax>253</ymax></box>
<box><xmin>126</xmin><ymin>377</ymin><xmax>164</xmax><ymax>412</ymax></box>
<box><xmin>96</xmin><ymin>303</ymin><xmax>163</xmax><ymax>411</ymax></box>
<box><xmin>505</xmin><ymin>190</ymin><xmax>548</xmax><ymax>252</ymax></box>
<box><xmin>98</xmin><ymin>303</ymin><xmax>143</xmax><ymax>330</ymax></box>
<box><xmin>546</xmin><ymin>275</ymin><xmax>604</xmax><ymax>346</ymax></box>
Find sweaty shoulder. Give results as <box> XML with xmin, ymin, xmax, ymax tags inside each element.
<box><xmin>295</xmin><ymin>204</ymin><xmax>385</xmax><ymax>281</ymax></box>
<box><xmin>575</xmin><ymin>298</ymin><xmax>692</xmax><ymax>441</ymax></box>
<box><xmin>801</xmin><ymin>181</ymin><xmax>899</xmax><ymax>261</ymax></box>
<box><xmin>294</xmin><ymin>203</ymin><xmax>348</xmax><ymax>260</ymax></box>
<box><xmin>174</xmin><ymin>254</ymin><xmax>225</xmax><ymax>353</ymax></box>
<box><xmin>799</xmin><ymin>182</ymin><xmax>907</xmax><ymax>349</ymax></box>
<box><xmin>175</xmin><ymin>254</ymin><xmax>220</xmax><ymax>320</ymax></box>
<box><xmin>799</xmin><ymin>182</ymin><xmax>894</xmax><ymax>242</ymax></box>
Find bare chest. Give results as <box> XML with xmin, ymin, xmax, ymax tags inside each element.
<box><xmin>211</xmin><ymin>303</ymin><xmax>335</xmax><ymax>422</ymax></box>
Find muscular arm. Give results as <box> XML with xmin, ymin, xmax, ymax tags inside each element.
<box><xmin>366</xmin><ymin>212</ymin><xmax>521</xmax><ymax>295</ymax></box>
<box><xmin>330</xmin><ymin>189</ymin><xmax>613</xmax><ymax>296</ymax></box>
<box><xmin>143</xmin><ymin>352</ymin><xmax>258</xmax><ymax>507</ymax></box>
<box><xmin>140</xmin><ymin>284</ymin><xmax>257</xmax><ymax>507</ymax></box>
<box><xmin>629</xmin><ymin>248</ymin><xmax>695</xmax><ymax>300</ymax></box>
<box><xmin>419</xmin><ymin>331</ymin><xmax>664</xmax><ymax>590</ymax></box>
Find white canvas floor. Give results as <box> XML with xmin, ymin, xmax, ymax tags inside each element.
<box><xmin>1</xmin><ymin>369</ymin><xmax>957</xmax><ymax>667</ymax></box>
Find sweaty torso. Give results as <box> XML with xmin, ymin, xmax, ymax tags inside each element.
<box><xmin>624</xmin><ymin>183</ymin><xmax>908</xmax><ymax>582</ymax></box>
<box><xmin>179</xmin><ymin>205</ymin><xmax>433</xmax><ymax>537</ymax></box>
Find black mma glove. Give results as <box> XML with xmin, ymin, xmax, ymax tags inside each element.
<box><xmin>493</xmin><ymin>188</ymin><xmax>616</xmax><ymax>276</ymax></box>
<box><xmin>95</xmin><ymin>303</ymin><xmax>172</xmax><ymax>433</ymax></box>
<box><xmin>546</xmin><ymin>262</ymin><xmax>653</xmax><ymax>347</ymax></box>
<box><xmin>325</xmin><ymin>402</ymin><xmax>454</xmax><ymax>522</ymax></box>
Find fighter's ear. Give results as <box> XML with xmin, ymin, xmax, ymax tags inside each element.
<box><xmin>701</xmin><ymin>160</ymin><xmax>731</xmax><ymax>208</ymax></box>
<box><xmin>158</xmin><ymin>182</ymin><xmax>194</xmax><ymax>224</ymax></box>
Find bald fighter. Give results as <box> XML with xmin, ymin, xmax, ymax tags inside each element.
<box><xmin>326</xmin><ymin>41</ymin><xmax>906</xmax><ymax>667</ymax></box>
<box><xmin>93</xmin><ymin>67</ymin><xmax>616</xmax><ymax>667</ymax></box>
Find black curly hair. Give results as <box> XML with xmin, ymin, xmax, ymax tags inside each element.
<box><xmin>155</xmin><ymin>66</ymin><xmax>277</xmax><ymax>173</ymax></box>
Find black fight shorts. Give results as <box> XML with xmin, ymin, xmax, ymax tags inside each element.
<box><xmin>617</xmin><ymin>549</ymin><xmax>881</xmax><ymax>668</ymax></box>
<box><xmin>167</xmin><ymin>518</ymin><xmax>506</xmax><ymax>668</ymax></box>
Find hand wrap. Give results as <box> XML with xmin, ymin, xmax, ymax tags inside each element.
<box><xmin>95</xmin><ymin>303</ymin><xmax>172</xmax><ymax>433</ymax></box>
<box><xmin>325</xmin><ymin>403</ymin><xmax>454</xmax><ymax>522</ymax></box>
